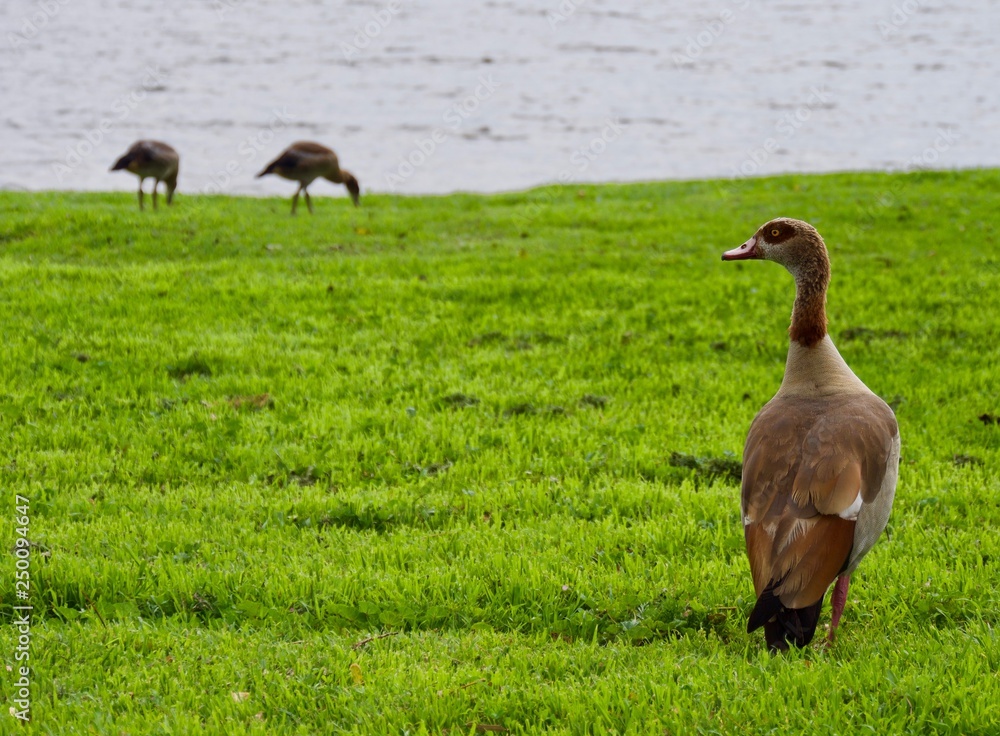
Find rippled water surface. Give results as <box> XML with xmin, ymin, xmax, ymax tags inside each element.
<box><xmin>2</xmin><ymin>0</ymin><xmax>997</xmax><ymax>196</ymax></box>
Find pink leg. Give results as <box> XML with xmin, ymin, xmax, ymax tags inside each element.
<box><xmin>827</xmin><ymin>574</ymin><xmax>852</xmax><ymax>644</ymax></box>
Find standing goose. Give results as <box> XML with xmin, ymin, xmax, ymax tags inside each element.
<box><xmin>256</xmin><ymin>141</ymin><xmax>360</xmax><ymax>214</ymax></box>
<box><xmin>722</xmin><ymin>218</ymin><xmax>900</xmax><ymax>651</ymax></box>
<box><xmin>110</xmin><ymin>140</ymin><xmax>179</xmax><ymax>210</ymax></box>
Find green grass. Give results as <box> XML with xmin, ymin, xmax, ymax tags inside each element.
<box><xmin>1</xmin><ymin>170</ymin><xmax>999</xmax><ymax>734</ymax></box>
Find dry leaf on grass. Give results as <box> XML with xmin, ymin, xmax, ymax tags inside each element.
<box><xmin>229</xmin><ymin>394</ymin><xmax>274</xmax><ymax>411</ymax></box>
<box><xmin>349</xmin><ymin>662</ymin><xmax>364</xmax><ymax>685</ymax></box>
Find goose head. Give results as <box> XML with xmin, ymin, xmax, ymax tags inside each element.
<box><xmin>342</xmin><ymin>172</ymin><xmax>361</xmax><ymax>206</ymax></box>
<box><xmin>722</xmin><ymin>218</ymin><xmax>828</xmax><ymax>274</ymax></box>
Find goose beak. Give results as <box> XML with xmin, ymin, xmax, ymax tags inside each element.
<box><xmin>722</xmin><ymin>236</ymin><xmax>759</xmax><ymax>261</ymax></box>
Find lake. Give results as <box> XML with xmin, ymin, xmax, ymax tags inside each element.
<box><xmin>2</xmin><ymin>0</ymin><xmax>996</xmax><ymax>197</ymax></box>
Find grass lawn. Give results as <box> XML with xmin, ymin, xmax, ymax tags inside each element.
<box><xmin>1</xmin><ymin>170</ymin><xmax>999</xmax><ymax>734</ymax></box>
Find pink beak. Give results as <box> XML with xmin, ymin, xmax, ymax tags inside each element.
<box><xmin>722</xmin><ymin>236</ymin><xmax>759</xmax><ymax>261</ymax></box>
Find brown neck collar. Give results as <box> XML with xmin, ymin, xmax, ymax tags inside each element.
<box><xmin>788</xmin><ymin>250</ymin><xmax>830</xmax><ymax>348</ymax></box>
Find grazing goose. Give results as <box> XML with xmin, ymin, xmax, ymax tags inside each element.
<box><xmin>110</xmin><ymin>140</ymin><xmax>179</xmax><ymax>210</ymax></box>
<box><xmin>722</xmin><ymin>218</ymin><xmax>900</xmax><ymax>651</ymax></box>
<box><xmin>256</xmin><ymin>141</ymin><xmax>360</xmax><ymax>214</ymax></box>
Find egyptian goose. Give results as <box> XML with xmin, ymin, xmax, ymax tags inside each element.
<box><xmin>722</xmin><ymin>218</ymin><xmax>900</xmax><ymax>651</ymax></box>
<box><xmin>256</xmin><ymin>141</ymin><xmax>360</xmax><ymax>214</ymax></box>
<box><xmin>110</xmin><ymin>140</ymin><xmax>179</xmax><ymax>210</ymax></box>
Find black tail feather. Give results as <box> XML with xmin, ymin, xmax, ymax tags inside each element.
<box><xmin>111</xmin><ymin>153</ymin><xmax>133</xmax><ymax>171</ymax></box>
<box><xmin>748</xmin><ymin>585</ymin><xmax>824</xmax><ymax>651</ymax></box>
<box><xmin>256</xmin><ymin>162</ymin><xmax>277</xmax><ymax>178</ymax></box>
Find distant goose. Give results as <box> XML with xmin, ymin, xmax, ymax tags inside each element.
<box><xmin>723</xmin><ymin>218</ymin><xmax>900</xmax><ymax>651</ymax></box>
<box><xmin>256</xmin><ymin>141</ymin><xmax>360</xmax><ymax>214</ymax></box>
<box><xmin>110</xmin><ymin>140</ymin><xmax>179</xmax><ymax>210</ymax></box>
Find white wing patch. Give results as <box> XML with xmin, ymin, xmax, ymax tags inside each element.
<box><xmin>838</xmin><ymin>491</ymin><xmax>863</xmax><ymax>521</ymax></box>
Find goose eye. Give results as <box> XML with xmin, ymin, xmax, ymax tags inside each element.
<box><xmin>770</xmin><ymin>228</ymin><xmax>780</xmax><ymax>237</ymax></box>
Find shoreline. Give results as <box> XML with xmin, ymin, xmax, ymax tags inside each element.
<box><xmin>1</xmin><ymin>165</ymin><xmax>995</xmax><ymax>200</ymax></box>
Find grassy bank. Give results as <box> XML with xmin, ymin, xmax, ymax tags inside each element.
<box><xmin>2</xmin><ymin>170</ymin><xmax>999</xmax><ymax>734</ymax></box>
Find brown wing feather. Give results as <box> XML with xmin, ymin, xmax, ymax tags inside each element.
<box><xmin>742</xmin><ymin>394</ymin><xmax>897</xmax><ymax>609</ymax></box>
<box><xmin>772</xmin><ymin>516</ymin><xmax>854</xmax><ymax>608</ymax></box>
<box><xmin>131</xmin><ymin>140</ymin><xmax>177</xmax><ymax>166</ymax></box>
<box><xmin>258</xmin><ymin>142</ymin><xmax>339</xmax><ymax>179</ymax></box>
<box><xmin>290</xmin><ymin>141</ymin><xmax>335</xmax><ymax>156</ymax></box>
<box><xmin>112</xmin><ymin>140</ymin><xmax>178</xmax><ymax>178</ymax></box>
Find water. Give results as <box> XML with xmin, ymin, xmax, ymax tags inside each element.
<box><xmin>2</xmin><ymin>0</ymin><xmax>997</xmax><ymax>198</ymax></box>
